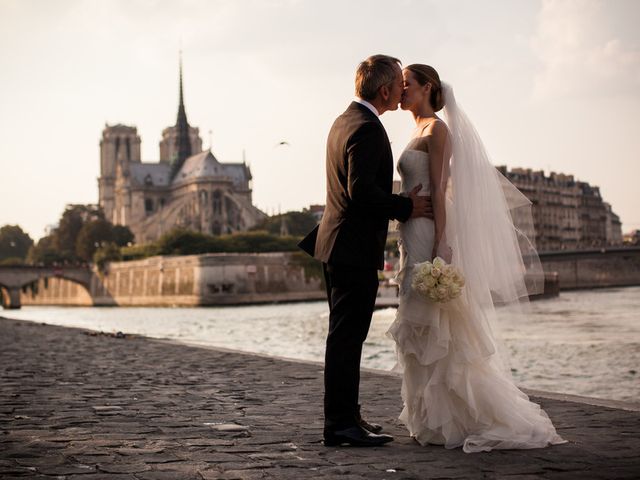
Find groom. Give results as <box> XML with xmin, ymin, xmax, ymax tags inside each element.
<box><xmin>299</xmin><ymin>54</ymin><xmax>432</xmax><ymax>447</ymax></box>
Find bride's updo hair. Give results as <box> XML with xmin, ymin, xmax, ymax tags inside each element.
<box><xmin>405</xmin><ymin>64</ymin><xmax>445</xmax><ymax>111</ymax></box>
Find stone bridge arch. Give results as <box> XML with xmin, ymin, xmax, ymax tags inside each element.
<box><xmin>0</xmin><ymin>266</ymin><xmax>94</xmax><ymax>309</ymax></box>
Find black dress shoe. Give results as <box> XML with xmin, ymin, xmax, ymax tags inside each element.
<box><xmin>359</xmin><ymin>417</ymin><xmax>383</xmax><ymax>434</ymax></box>
<box><xmin>324</xmin><ymin>425</ymin><xmax>394</xmax><ymax>447</ymax></box>
<box><xmin>356</xmin><ymin>405</ymin><xmax>383</xmax><ymax>434</ymax></box>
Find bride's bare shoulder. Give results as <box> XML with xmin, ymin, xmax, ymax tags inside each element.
<box><xmin>428</xmin><ymin>119</ymin><xmax>450</xmax><ymax>140</ymax></box>
<box><xmin>423</xmin><ymin>119</ymin><xmax>450</xmax><ymax>152</ymax></box>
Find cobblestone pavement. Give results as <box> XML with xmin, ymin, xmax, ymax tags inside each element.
<box><xmin>1</xmin><ymin>317</ymin><xmax>639</xmax><ymax>480</ymax></box>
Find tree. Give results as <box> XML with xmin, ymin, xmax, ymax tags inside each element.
<box><xmin>75</xmin><ymin>218</ymin><xmax>115</xmax><ymax>262</ymax></box>
<box><xmin>54</xmin><ymin>205</ymin><xmax>103</xmax><ymax>261</ymax></box>
<box><xmin>154</xmin><ymin>228</ymin><xmax>299</xmax><ymax>257</ymax></box>
<box><xmin>251</xmin><ymin>210</ymin><xmax>317</xmax><ymax>237</ymax></box>
<box><xmin>157</xmin><ymin>228</ymin><xmax>218</xmax><ymax>255</ymax></box>
<box><xmin>112</xmin><ymin>225</ymin><xmax>135</xmax><ymax>247</ymax></box>
<box><xmin>219</xmin><ymin>231</ymin><xmax>299</xmax><ymax>252</ymax></box>
<box><xmin>0</xmin><ymin>225</ymin><xmax>34</xmax><ymax>262</ymax></box>
<box><xmin>27</xmin><ymin>235</ymin><xmax>65</xmax><ymax>266</ymax></box>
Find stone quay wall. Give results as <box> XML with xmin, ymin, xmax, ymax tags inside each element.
<box><xmin>539</xmin><ymin>247</ymin><xmax>640</xmax><ymax>290</ymax></box>
<box><xmin>18</xmin><ymin>247</ymin><xmax>640</xmax><ymax>307</ymax></box>
<box><xmin>21</xmin><ymin>252</ymin><xmax>325</xmax><ymax>307</ymax></box>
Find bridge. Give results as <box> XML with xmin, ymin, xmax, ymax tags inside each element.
<box><xmin>0</xmin><ymin>266</ymin><xmax>93</xmax><ymax>309</ymax></box>
<box><xmin>2</xmin><ymin>247</ymin><xmax>639</xmax><ymax>309</ymax></box>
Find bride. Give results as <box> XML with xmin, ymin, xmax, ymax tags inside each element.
<box><xmin>386</xmin><ymin>64</ymin><xmax>566</xmax><ymax>453</ymax></box>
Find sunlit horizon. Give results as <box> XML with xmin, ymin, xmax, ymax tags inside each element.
<box><xmin>1</xmin><ymin>0</ymin><xmax>639</xmax><ymax>240</ymax></box>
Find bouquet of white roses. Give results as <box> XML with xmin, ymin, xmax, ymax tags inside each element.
<box><xmin>412</xmin><ymin>256</ymin><xmax>465</xmax><ymax>303</ymax></box>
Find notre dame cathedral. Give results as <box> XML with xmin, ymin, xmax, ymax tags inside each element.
<box><xmin>97</xmin><ymin>62</ymin><xmax>266</xmax><ymax>243</ymax></box>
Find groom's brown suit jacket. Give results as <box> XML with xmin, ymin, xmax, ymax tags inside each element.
<box><xmin>299</xmin><ymin>102</ymin><xmax>413</xmax><ymax>270</ymax></box>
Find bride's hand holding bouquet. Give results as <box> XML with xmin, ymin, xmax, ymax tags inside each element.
<box><xmin>432</xmin><ymin>241</ymin><xmax>452</xmax><ymax>264</ymax></box>
<box><xmin>412</xmin><ymin>255</ymin><xmax>464</xmax><ymax>304</ymax></box>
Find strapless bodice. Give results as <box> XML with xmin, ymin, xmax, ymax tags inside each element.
<box><xmin>397</xmin><ymin>149</ymin><xmax>430</xmax><ymax>195</ymax></box>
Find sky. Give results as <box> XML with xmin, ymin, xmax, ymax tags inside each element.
<box><xmin>1</xmin><ymin>0</ymin><xmax>639</xmax><ymax>241</ymax></box>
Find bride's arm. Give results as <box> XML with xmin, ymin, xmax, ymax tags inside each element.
<box><xmin>426</xmin><ymin>121</ymin><xmax>451</xmax><ymax>260</ymax></box>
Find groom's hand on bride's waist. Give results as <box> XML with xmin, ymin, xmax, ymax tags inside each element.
<box><xmin>408</xmin><ymin>184</ymin><xmax>434</xmax><ymax>219</ymax></box>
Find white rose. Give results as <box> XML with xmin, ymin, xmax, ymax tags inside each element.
<box><xmin>431</xmin><ymin>267</ymin><xmax>441</xmax><ymax>278</ymax></box>
<box><xmin>415</xmin><ymin>261</ymin><xmax>431</xmax><ymax>275</ymax></box>
<box><xmin>425</xmin><ymin>275</ymin><xmax>438</xmax><ymax>288</ymax></box>
<box><xmin>452</xmin><ymin>271</ymin><xmax>464</xmax><ymax>285</ymax></box>
<box><xmin>442</xmin><ymin>265</ymin><xmax>454</xmax><ymax>277</ymax></box>
<box><xmin>433</xmin><ymin>257</ymin><xmax>445</xmax><ymax>269</ymax></box>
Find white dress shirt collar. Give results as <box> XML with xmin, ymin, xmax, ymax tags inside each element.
<box><xmin>355</xmin><ymin>97</ymin><xmax>379</xmax><ymax>117</ymax></box>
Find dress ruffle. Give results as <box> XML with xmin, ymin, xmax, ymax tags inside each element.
<box><xmin>387</xmin><ymin>220</ymin><xmax>566</xmax><ymax>453</ymax></box>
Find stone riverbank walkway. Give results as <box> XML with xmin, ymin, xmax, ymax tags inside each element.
<box><xmin>1</xmin><ymin>317</ymin><xmax>639</xmax><ymax>479</ymax></box>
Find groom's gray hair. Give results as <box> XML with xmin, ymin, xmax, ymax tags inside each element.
<box><xmin>355</xmin><ymin>54</ymin><xmax>401</xmax><ymax>101</ymax></box>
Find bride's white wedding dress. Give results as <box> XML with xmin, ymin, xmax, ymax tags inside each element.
<box><xmin>386</xmin><ymin>147</ymin><xmax>566</xmax><ymax>453</ymax></box>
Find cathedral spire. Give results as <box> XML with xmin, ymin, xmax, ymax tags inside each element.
<box><xmin>178</xmin><ymin>51</ymin><xmax>186</xmax><ymax>118</ymax></box>
<box><xmin>172</xmin><ymin>51</ymin><xmax>192</xmax><ymax>178</ymax></box>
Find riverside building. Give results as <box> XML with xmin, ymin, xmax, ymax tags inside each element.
<box><xmin>390</xmin><ymin>171</ymin><xmax>622</xmax><ymax>252</ymax></box>
<box><xmin>497</xmin><ymin>167</ymin><xmax>622</xmax><ymax>252</ymax></box>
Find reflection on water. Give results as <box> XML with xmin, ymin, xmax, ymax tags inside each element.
<box><xmin>5</xmin><ymin>287</ymin><xmax>639</xmax><ymax>403</ymax></box>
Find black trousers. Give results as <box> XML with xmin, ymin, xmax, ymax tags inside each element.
<box><xmin>322</xmin><ymin>263</ymin><xmax>379</xmax><ymax>430</ymax></box>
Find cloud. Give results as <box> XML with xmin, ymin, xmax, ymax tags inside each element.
<box><xmin>531</xmin><ymin>0</ymin><xmax>640</xmax><ymax>100</ymax></box>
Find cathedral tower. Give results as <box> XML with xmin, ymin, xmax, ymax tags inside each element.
<box><xmin>98</xmin><ymin>124</ymin><xmax>141</xmax><ymax>224</ymax></box>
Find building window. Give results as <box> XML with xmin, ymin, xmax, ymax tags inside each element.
<box><xmin>213</xmin><ymin>191</ymin><xmax>222</xmax><ymax>215</ymax></box>
<box><xmin>145</xmin><ymin>198</ymin><xmax>154</xmax><ymax>214</ymax></box>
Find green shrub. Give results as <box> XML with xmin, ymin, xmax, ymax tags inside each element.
<box><xmin>121</xmin><ymin>243</ymin><xmax>161</xmax><ymax>261</ymax></box>
<box><xmin>0</xmin><ymin>257</ymin><xmax>26</xmax><ymax>266</ymax></box>
<box><xmin>93</xmin><ymin>242</ymin><xmax>122</xmax><ymax>273</ymax></box>
<box><xmin>114</xmin><ymin>228</ymin><xmax>304</xmax><ymax>262</ymax></box>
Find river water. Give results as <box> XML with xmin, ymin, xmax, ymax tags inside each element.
<box><xmin>4</xmin><ymin>287</ymin><xmax>639</xmax><ymax>403</ymax></box>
